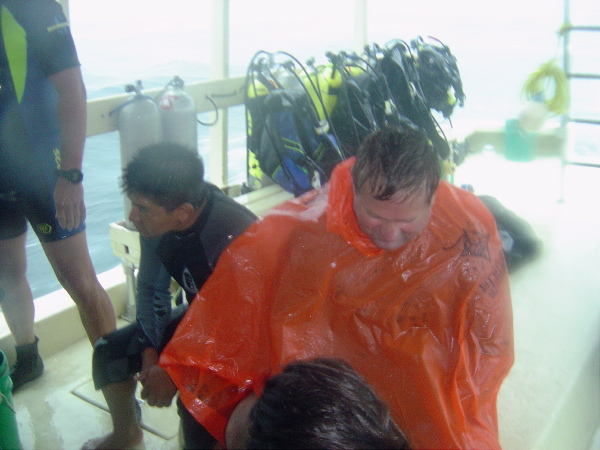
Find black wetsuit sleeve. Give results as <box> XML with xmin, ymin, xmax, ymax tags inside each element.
<box><xmin>8</xmin><ymin>0</ymin><xmax>80</xmax><ymax>76</ymax></box>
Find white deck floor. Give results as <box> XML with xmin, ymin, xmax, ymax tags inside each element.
<box><xmin>5</xmin><ymin>150</ymin><xmax>600</xmax><ymax>450</ymax></box>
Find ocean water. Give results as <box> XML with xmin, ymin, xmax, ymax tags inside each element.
<box><xmin>22</xmin><ymin>0</ymin><xmax>599</xmax><ymax>299</ymax></box>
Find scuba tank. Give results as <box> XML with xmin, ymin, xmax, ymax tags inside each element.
<box><xmin>155</xmin><ymin>76</ymin><xmax>197</xmax><ymax>151</ymax></box>
<box><xmin>115</xmin><ymin>80</ymin><xmax>162</xmax><ymax>227</ymax></box>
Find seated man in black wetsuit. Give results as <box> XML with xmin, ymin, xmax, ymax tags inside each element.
<box><xmin>84</xmin><ymin>143</ymin><xmax>257</xmax><ymax>449</ymax></box>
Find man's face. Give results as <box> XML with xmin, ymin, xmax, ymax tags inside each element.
<box><xmin>353</xmin><ymin>183</ymin><xmax>433</xmax><ymax>251</ymax></box>
<box><xmin>128</xmin><ymin>192</ymin><xmax>179</xmax><ymax>238</ymax></box>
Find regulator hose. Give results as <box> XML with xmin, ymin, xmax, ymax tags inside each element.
<box><xmin>521</xmin><ymin>59</ymin><xmax>570</xmax><ymax>115</ymax></box>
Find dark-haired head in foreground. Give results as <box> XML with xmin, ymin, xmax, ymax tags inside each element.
<box><xmin>245</xmin><ymin>358</ymin><xmax>410</xmax><ymax>449</ymax></box>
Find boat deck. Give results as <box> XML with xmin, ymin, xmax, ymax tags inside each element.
<box><xmin>12</xmin><ymin>326</ymin><xmax>180</xmax><ymax>449</ymax></box>
<box><xmin>6</xmin><ymin>148</ymin><xmax>600</xmax><ymax>450</ymax></box>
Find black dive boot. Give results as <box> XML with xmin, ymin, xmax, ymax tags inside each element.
<box><xmin>10</xmin><ymin>336</ymin><xmax>44</xmax><ymax>392</ymax></box>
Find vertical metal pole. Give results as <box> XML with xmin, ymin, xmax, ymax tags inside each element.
<box><xmin>559</xmin><ymin>0</ymin><xmax>571</xmax><ymax>202</ymax></box>
<box><xmin>57</xmin><ymin>0</ymin><xmax>69</xmax><ymax>21</ymax></box>
<box><xmin>121</xmin><ymin>261</ymin><xmax>137</xmax><ymax>322</ymax></box>
<box><xmin>210</xmin><ymin>0</ymin><xmax>230</xmax><ymax>187</ymax></box>
<box><xmin>353</xmin><ymin>0</ymin><xmax>368</xmax><ymax>54</ymax></box>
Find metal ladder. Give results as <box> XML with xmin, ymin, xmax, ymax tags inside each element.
<box><xmin>559</xmin><ymin>0</ymin><xmax>600</xmax><ymax>197</ymax></box>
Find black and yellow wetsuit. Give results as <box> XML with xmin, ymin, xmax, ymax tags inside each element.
<box><xmin>0</xmin><ymin>0</ymin><xmax>83</xmax><ymax>241</ymax></box>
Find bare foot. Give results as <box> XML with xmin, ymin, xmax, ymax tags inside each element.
<box><xmin>81</xmin><ymin>431</ymin><xmax>144</xmax><ymax>449</ymax></box>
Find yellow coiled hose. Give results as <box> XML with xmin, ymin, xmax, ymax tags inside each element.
<box><xmin>521</xmin><ymin>60</ymin><xmax>570</xmax><ymax>115</ymax></box>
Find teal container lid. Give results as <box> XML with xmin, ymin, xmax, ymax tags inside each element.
<box><xmin>505</xmin><ymin>118</ymin><xmax>535</xmax><ymax>162</ymax></box>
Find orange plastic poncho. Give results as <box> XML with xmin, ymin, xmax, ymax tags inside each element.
<box><xmin>160</xmin><ymin>158</ymin><xmax>514</xmax><ymax>449</ymax></box>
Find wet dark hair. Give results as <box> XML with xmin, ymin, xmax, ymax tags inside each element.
<box><xmin>352</xmin><ymin>127</ymin><xmax>440</xmax><ymax>203</ymax></box>
<box><xmin>247</xmin><ymin>358</ymin><xmax>410</xmax><ymax>449</ymax></box>
<box><xmin>121</xmin><ymin>142</ymin><xmax>208</xmax><ymax>211</ymax></box>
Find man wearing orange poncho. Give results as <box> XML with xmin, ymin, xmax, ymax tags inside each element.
<box><xmin>158</xmin><ymin>127</ymin><xmax>514</xmax><ymax>449</ymax></box>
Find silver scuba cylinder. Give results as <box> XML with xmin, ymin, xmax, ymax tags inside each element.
<box><xmin>155</xmin><ymin>76</ymin><xmax>197</xmax><ymax>151</ymax></box>
<box><xmin>116</xmin><ymin>80</ymin><xmax>162</xmax><ymax>227</ymax></box>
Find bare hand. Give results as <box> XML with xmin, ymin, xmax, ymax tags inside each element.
<box><xmin>134</xmin><ymin>365</ymin><xmax>177</xmax><ymax>407</ymax></box>
<box><xmin>54</xmin><ymin>178</ymin><xmax>85</xmax><ymax>230</ymax></box>
<box><xmin>141</xmin><ymin>347</ymin><xmax>159</xmax><ymax>371</ymax></box>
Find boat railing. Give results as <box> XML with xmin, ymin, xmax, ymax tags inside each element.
<box><xmin>0</xmin><ymin>75</ymin><xmax>295</xmax><ymax>358</ymax></box>
<box><xmin>86</xmin><ymin>75</ymin><xmax>249</xmax><ymax>187</ymax></box>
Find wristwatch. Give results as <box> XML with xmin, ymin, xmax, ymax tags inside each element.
<box><xmin>55</xmin><ymin>168</ymin><xmax>84</xmax><ymax>184</ymax></box>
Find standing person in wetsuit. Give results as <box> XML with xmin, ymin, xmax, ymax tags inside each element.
<box><xmin>0</xmin><ymin>0</ymin><xmax>117</xmax><ymax>392</ymax></box>
<box><xmin>84</xmin><ymin>143</ymin><xmax>257</xmax><ymax>449</ymax></box>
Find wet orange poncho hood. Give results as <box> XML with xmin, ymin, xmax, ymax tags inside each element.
<box><xmin>160</xmin><ymin>158</ymin><xmax>514</xmax><ymax>449</ymax></box>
